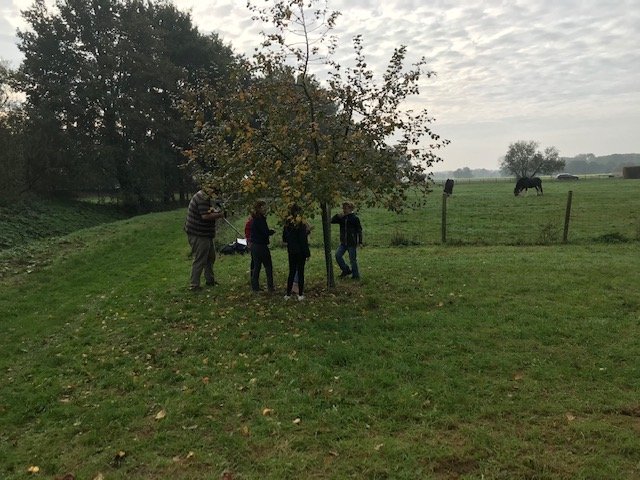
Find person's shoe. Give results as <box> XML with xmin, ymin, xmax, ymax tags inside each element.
<box><xmin>284</xmin><ymin>295</ymin><xmax>291</xmax><ymax>300</ymax></box>
<box><xmin>189</xmin><ymin>285</ymin><xmax>202</xmax><ymax>291</ymax></box>
<box><xmin>297</xmin><ymin>295</ymin><xmax>305</xmax><ymax>301</ymax></box>
<box><xmin>339</xmin><ymin>269</ymin><xmax>351</xmax><ymax>278</ymax></box>
<box><xmin>205</xmin><ymin>280</ymin><xmax>219</xmax><ymax>287</ymax></box>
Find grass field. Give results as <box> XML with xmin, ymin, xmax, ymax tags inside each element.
<box><xmin>1</xmin><ymin>179</ymin><xmax>639</xmax><ymax>479</ymax></box>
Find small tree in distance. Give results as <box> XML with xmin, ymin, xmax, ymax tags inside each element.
<box><xmin>185</xmin><ymin>0</ymin><xmax>448</xmax><ymax>288</ymax></box>
<box><xmin>500</xmin><ymin>140</ymin><xmax>565</xmax><ymax>178</ymax></box>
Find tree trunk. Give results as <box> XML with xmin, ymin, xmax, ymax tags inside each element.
<box><xmin>320</xmin><ymin>201</ymin><xmax>335</xmax><ymax>288</ymax></box>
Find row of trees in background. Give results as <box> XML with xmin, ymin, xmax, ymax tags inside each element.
<box><xmin>563</xmin><ymin>153</ymin><xmax>640</xmax><ymax>175</ymax></box>
<box><xmin>1</xmin><ymin>0</ymin><xmax>240</xmax><ymax>207</ymax></box>
<box><xmin>436</xmin><ymin>151</ymin><xmax>640</xmax><ymax>180</ymax></box>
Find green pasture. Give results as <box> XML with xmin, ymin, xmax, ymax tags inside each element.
<box><xmin>1</xmin><ymin>179</ymin><xmax>639</xmax><ymax>479</ymax></box>
<box><xmin>279</xmin><ymin>177</ymin><xmax>637</xmax><ymax>248</ymax></box>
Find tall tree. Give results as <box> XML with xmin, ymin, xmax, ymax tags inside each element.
<box><xmin>500</xmin><ymin>140</ymin><xmax>564</xmax><ymax>178</ymax></box>
<box><xmin>185</xmin><ymin>0</ymin><xmax>448</xmax><ymax>287</ymax></box>
<box><xmin>15</xmin><ymin>0</ymin><xmax>238</xmax><ymax>204</ymax></box>
<box><xmin>0</xmin><ymin>61</ymin><xmax>27</xmax><ymax>200</ymax></box>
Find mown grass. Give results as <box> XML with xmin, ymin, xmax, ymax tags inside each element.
<box><xmin>1</xmin><ymin>180</ymin><xmax>639</xmax><ymax>479</ymax></box>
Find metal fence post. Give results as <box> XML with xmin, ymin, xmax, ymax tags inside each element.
<box><xmin>441</xmin><ymin>193</ymin><xmax>447</xmax><ymax>244</ymax></box>
<box><xmin>563</xmin><ymin>190</ymin><xmax>573</xmax><ymax>243</ymax></box>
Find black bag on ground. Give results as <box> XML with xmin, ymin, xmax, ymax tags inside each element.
<box><xmin>219</xmin><ymin>238</ymin><xmax>248</xmax><ymax>255</ymax></box>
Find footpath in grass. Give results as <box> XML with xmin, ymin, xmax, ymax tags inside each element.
<box><xmin>1</xmin><ymin>209</ymin><xmax>639</xmax><ymax>479</ymax></box>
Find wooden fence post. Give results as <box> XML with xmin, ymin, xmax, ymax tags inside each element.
<box><xmin>441</xmin><ymin>193</ymin><xmax>447</xmax><ymax>244</ymax></box>
<box><xmin>563</xmin><ymin>190</ymin><xmax>573</xmax><ymax>243</ymax></box>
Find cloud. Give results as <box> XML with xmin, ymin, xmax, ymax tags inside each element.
<box><xmin>1</xmin><ymin>0</ymin><xmax>638</xmax><ymax>169</ymax></box>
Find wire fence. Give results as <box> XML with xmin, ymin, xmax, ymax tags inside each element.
<box><xmin>215</xmin><ymin>178</ymin><xmax>640</xmax><ymax>249</ymax></box>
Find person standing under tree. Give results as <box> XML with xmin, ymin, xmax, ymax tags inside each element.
<box><xmin>250</xmin><ymin>200</ymin><xmax>276</xmax><ymax>292</ymax></box>
<box><xmin>283</xmin><ymin>204</ymin><xmax>311</xmax><ymax>301</ymax></box>
<box><xmin>331</xmin><ymin>201</ymin><xmax>363</xmax><ymax>280</ymax></box>
<box><xmin>244</xmin><ymin>213</ymin><xmax>254</xmax><ymax>283</ymax></box>
<box><xmin>184</xmin><ymin>185</ymin><xmax>225</xmax><ymax>291</ymax></box>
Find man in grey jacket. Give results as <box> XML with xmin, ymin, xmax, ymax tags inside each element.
<box><xmin>184</xmin><ymin>185</ymin><xmax>225</xmax><ymax>291</ymax></box>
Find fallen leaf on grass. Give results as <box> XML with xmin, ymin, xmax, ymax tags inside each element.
<box><xmin>92</xmin><ymin>474</ymin><xmax>104</xmax><ymax>480</ymax></box>
<box><xmin>241</xmin><ymin>425</ymin><xmax>250</xmax><ymax>436</ymax></box>
<box><xmin>27</xmin><ymin>466</ymin><xmax>40</xmax><ymax>474</ymax></box>
<box><xmin>513</xmin><ymin>372</ymin><xmax>525</xmax><ymax>381</ymax></box>
<box><xmin>155</xmin><ymin>409</ymin><xmax>166</xmax><ymax>420</ymax></box>
<box><xmin>293</xmin><ymin>418</ymin><xmax>301</xmax><ymax>424</ymax></box>
<box><xmin>202</xmin><ymin>376</ymin><xmax>210</xmax><ymax>384</ymax></box>
<box><xmin>374</xmin><ymin>443</ymin><xmax>384</xmax><ymax>451</ymax></box>
<box><xmin>566</xmin><ymin>413</ymin><xmax>576</xmax><ymax>422</ymax></box>
<box><xmin>262</xmin><ymin>408</ymin><xmax>273</xmax><ymax>416</ymax></box>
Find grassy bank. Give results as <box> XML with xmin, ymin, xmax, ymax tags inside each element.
<box><xmin>1</xmin><ymin>202</ymin><xmax>639</xmax><ymax>478</ymax></box>
<box><xmin>0</xmin><ymin>197</ymin><xmax>129</xmax><ymax>251</ymax></box>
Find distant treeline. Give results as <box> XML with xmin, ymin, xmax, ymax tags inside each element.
<box><xmin>563</xmin><ymin>153</ymin><xmax>640</xmax><ymax>175</ymax></box>
<box><xmin>434</xmin><ymin>153</ymin><xmax>640</xmax><ymax>179</ymax></box>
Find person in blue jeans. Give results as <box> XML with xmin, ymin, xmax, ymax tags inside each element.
<box><xmin>331</xmin><ymin>201</ymin><xmax>363</xmax><ymax>279</ymax></box>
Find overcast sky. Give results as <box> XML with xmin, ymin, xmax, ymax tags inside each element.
<box><xmin>1</xmin><ymin>0</ymin><xmax>639</xmax><ymax>172</ymax></box>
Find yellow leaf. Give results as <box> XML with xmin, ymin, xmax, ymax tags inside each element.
<box><xmin>262</xmin><ymin>408</ymin><xmax>273</xmax><ymax>416</ymax></box>
<box><xmin>27</xmin><ymin>466</ymin><xmax>40</xmax><ymax>474</ymax></box>
<box><xmin>92</xmin><ymin>475</ymin><xmax>104</xmax><ymax>480</ymax></box>
<box><xmin>155</xmin><ymin>409</ymin><xmax>166</xmax><ymax>420</ymax></box>
<box><xmin>374</xmin><ymin>443</ymin><xmax>384</xmax><ymax>451</ymax></box>
<box><xmin>241</xmin><ymin>425</ymin><xmax>250</xmax><ymax>436</ymax></box>
<box><xmin>293</xmin><ymin>418</ymin><xmax>301</xmax><ymax>425</ymax></box>
<box><xmin>186</xmin><ymin>451</ymin><xmax>195</xmax><ymax>459</ymax></box>
<box><xmin>566</xmin><ymin>413</ymin><xmax>576</xmax><ymax>422</ymax></box>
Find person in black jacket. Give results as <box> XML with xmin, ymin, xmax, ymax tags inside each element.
<box><xmin>331</xmin><ymin>201</ymin><xmax>363</xmax><ymax>279</ymax></box>
<box><xmin>282</xmin><ymin>204</ymin><xmax>311</xmax><ymax>300</ymax></box>
<box><xmin>250</xmin><ymin>200</ymin><xmax>276</xmax><ymax>292</ymax></box>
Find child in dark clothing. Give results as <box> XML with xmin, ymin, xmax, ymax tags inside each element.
<box><xmin>282</xmin><ymin>204</ymin><xmax>311</xmax><ymax>300</ymax></box>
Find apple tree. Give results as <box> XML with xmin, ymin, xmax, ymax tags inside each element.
<box><xmin>184</xmin><ymin>0</ymin><xmax>448</xmax><ymax>286</ymax></box>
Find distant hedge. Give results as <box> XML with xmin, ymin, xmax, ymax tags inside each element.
<box><xmin>622</xmin><ymin>166</ymin><xmax>640</xmax><ymax>179</ymax></box>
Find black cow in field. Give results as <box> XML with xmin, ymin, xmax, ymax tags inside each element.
<box><xmin>444</xmin><ymin>178</ymin><xmax>454</xmax><ymax>196</ymax></box>
<box><xmin>514</xmin><ymin>177</ymin><xmax>543</xmax><ymax>196</ymax></box>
